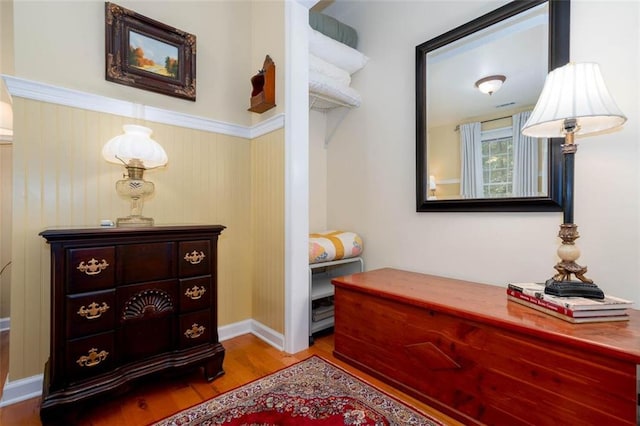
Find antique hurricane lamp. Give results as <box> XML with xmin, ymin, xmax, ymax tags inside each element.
<box><xmin>522</xmin><ymin>63</ymin><xmax>626</xmax><ymax>298</ymax></box>
<box><xmin>102</xmin><ymin>124</ymin><xmax>168</xmax><ymax>227</ymax></box>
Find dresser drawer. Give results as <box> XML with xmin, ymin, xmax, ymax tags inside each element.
<box><xmin>66</xmin><ymin>290</ymin><xmax>115</xmax><ymax>339</ymax></box>
<box><xmin>179</xmin><ymin>276</ymin><xmax>211</xmax><ymax>313</ymax></box>
<box><xmin>65</xmin><ymin>331</ymin><xmax>115</xmax><ymax>383</ymax></box>
<box><xmin>118</xmin><ymin>242</ymin><xmax>176</xmax><ymax>284</ymax></box>
<box><xmin>67</xmin><ymin>247</ymin><xmax>115</xmax><ymax>293</ymax></box>
<box><xmin>119</xmin><ymin>316</ymin><xmax>174</xmax><ymax>363</ymax></box>
<box><xmin>179</xmin><ymin>310</ymin><xmax>211</xmax><ymax>348</ymax></box>
<box><xmin>179</xmin><ymin>240</ymin><xmax>211</xmax><ymax>277</ymax></box>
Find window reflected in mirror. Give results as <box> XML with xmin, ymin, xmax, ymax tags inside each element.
<box><xmin>430</xmin><ymin>114</ymin><xmax>548</xmax><ymax>200</ymax></box>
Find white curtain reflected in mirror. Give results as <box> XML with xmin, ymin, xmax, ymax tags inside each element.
<box><xmin>459</xmin><ymin>122</ymin><xmax>482</xmax><ymax>198</ymax></box>
<box><xmin>512</xmin><ymin>111</ymin><xmax>545</xmax><ymax>197</ymax></box>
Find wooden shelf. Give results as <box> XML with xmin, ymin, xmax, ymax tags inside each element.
<box><xmin>308</xmin><ymin>257</ymin><xmax>363</xmax><ymax>338</ymax></box>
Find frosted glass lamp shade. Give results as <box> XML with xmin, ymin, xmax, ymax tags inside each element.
<box><xmin>522</xmin><ymin>63</ymin><xmax>626</xmax><ymax>138</ymax></box>
<box><xmin>102</xmin><ymin>125</ymin><xmax>168</xmax><ymax>169</ymax></box>
<box><xmin>0</xmin><ymin>101</ymin><xmax>13</xmax><ymax>137</ymax></box>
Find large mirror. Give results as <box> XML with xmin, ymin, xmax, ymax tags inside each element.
<box><xmin>416</xmin><ymin>0</ymin><xmax>570</xmax><ymax>212</ymax></box>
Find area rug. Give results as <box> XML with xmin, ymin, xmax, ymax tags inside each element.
<box><xmin>152</xmin><ymin>355</ymin><xmax>445</xmax><ymax>425</ymax></box>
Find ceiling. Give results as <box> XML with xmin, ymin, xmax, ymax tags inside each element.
<box><xmin>314</xmin><ymin>1</ymin><xmax>549</xmax><ymax>130</ymax></box>
<box><xmin>426</xmin><ymin>2</ymin><xmax>549</xmax><ymax>128</ymax></box>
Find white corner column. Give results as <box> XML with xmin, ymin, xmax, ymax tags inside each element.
<box><xmin>283</xmin><ymin>0</ymin><xmax>312</xmax><ymax>353</ymax></box>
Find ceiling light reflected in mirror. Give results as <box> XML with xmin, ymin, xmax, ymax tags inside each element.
<box><xmin>475</xmin><ymin>75</ymin><xmax>506</xmax><ymax>95</ymax></box>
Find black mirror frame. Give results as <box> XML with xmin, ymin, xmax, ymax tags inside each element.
<box><xmin>415</xmin><ymin>0</ymin><xmax>570</xmax><ymax>212</ymax></box>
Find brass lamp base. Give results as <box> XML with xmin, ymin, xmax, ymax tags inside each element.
<box><xmin>545</xmin><ymin>223</ymin><xmax>604</xmax><ymax>299</ymax></box>
<box><xmin>116</xmin><ymin>215</ymin><xmax>154</xmax><ymax>227</ymax></box>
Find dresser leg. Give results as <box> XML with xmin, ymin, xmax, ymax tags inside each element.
<box><xmin>203</xmin><ymin>355</ymin><xmax>225</xmax><ymax>381</ymax></box>
<box><xmin>41</xmin><ymin>404</ymin><xmax>80</xmax><ymax>426</ymax></box>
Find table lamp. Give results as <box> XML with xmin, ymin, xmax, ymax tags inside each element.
<box><xmin>522</xmin><ymin>62</ymin><xmax>626</xmax><ymax>298</ymax></box>
<box><xmin>102</xmin><ymin>124</ymin><xmax>168</xmax><ymax>227</ymax></box>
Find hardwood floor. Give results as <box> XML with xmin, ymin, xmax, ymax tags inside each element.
<box><xmin>0</xmin><ymin>330</ymin><xmax>462</xmax><ymax>425</ymax></box>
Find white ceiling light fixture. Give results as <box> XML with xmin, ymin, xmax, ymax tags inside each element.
<box><xmin>475</xmin><ymin>75</ymin><xmax>506</xmax><ymax>95</ymax></box>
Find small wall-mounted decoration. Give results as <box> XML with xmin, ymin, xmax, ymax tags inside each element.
<box><xmin>248</xmin><ymin>55</ymin><xmax>276</xmax><ymax>113</ymax></box>
<box><xmin>105</xmin><ymin>2</ymin><xmax>197</xmax><ymax>101</ymax></box>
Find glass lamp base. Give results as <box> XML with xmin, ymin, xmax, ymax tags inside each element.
<box><xmin>116</xmin><ymin>215</ymin><xmax>154</xmax><ymax>227</ymax></box>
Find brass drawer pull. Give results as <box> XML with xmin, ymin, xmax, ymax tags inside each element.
<box><xmin>184</xmin><ymin>250</ymin><xmax>206</xmax><ymax>265</ymax></box>
<box><xmin>76</xmin><ymin>348</ymin><xmax>109</xmax><ymax>367</ymax></box>
<box><xmin>77</xmin><ymin>302</ymin><xmax>110</xmax><ymax>320</ymax></box>
<box><xmin>185</xmin><ymin>285</ymin><xmax>206</xmax><ymax>300</ymax></box>
<box><xmin>184</xmin><ymin>323</ymin><xmax>205</xmax><ymax>339</ymax></box>
<box><xmin>77</xmin><ymin>258</ymin><xmax>109</xmax><ymax>275</ymax></box>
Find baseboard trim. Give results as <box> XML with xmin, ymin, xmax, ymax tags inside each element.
<box><xmin>218</xmin><ymin>319</ymin><xmax>253</xmax><ymax>341</ymax></box>
<box><xmin>218</xmin><ymin>319</ymin><xmax>284</xmax><ymax>351</ymax></box>
<box><xmin>0</xmin><ymin>374</ymin><xmax>43</xmax><ymax>408</ymax></box>
<box><xmin>0</xmin><ymin>319</ymin><xmax>285</xmax><ymax>407</ymax></box>
<box><xmin>249</xmin><ymin>321</ymin><xmax>285</xmax><ymax>350</ymax></box>
<box><xmin>0</xmin><ymin>317</ymin><xmax>9</xmax><ymax>332</ymax></box>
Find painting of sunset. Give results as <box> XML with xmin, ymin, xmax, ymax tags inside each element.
<box><xmin>128</xmin><ymin>30</ymin><xmax>179</xmax><ymax>78</ymax></box>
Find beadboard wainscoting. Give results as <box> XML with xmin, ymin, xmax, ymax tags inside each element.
<box><xmin>1</xmin><ymin>76</ymin><xmax>286</xmax><ymax>405</ymax></box>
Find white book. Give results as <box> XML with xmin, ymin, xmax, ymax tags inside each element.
<box><xmin>508</xmin><ymin>282</ymin><xmax>633</xmax><ymax>311</ymax></box>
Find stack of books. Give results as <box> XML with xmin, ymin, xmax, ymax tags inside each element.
<box><xmin>507</xmin><ymin>282</ymin><xmax>633</xmax><ymax>323</ymax></box>
<box><xmin>312</xmin><ymin>304</ymin><xmax>334</xmax><ymax>322</ymax></box>
<box><xmin>311</xmin><ymin>296</ymin><xmax>334</xmax><ymax>322</ymax></box>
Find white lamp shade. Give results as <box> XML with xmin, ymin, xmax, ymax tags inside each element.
<box><xmin>102</xmin><ymin>124</ymin><xmax>168</xmax><ymax>169</ymax></box>
<box><xmin>0</xmin><ymin>101</ymin><xmax>13</xmax><ymax>136</ymax></box>
<box><xmin>522</xmin><ymin>62</ymin><xmax>626</xmax><ymax>138</ymax></box>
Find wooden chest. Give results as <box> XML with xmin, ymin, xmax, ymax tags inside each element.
<box><xmin>39</xmin><ymin>225</ymin><xmax>225</xmax><ymax>423</ymax></box>
<box><xmin>332</xmin><ymin>268</ymin><xmax>640</xmax><ymax>425</ymax></box>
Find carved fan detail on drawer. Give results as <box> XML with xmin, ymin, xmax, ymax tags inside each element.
<box><xmin>122</xmin><ymin>289</ymin><xmax>174</xmax><ymax>320</ymax></box>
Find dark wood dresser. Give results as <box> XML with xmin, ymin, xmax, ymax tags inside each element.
<box><xmin>39</xmin><ymin>225</ymin><xmax>225</xmax><ymax>423</ymax></box>
<box><xmin>332</xmin><ymin>268</ymin><xmax>640</xmax><ymax>426</ymax></box>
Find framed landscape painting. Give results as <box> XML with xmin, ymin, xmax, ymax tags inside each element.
<box><xmin>105</xmin><ymin>2</ymin><xmax>196</xmax><ymax>101</ymax></box>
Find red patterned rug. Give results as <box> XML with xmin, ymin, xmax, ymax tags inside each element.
<box><xmin>152</xmin><ymin>355</ymin><xmax>445</xmax><ymax>425</ymax></box>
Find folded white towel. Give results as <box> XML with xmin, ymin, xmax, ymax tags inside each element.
<box><xmin>309</xmin><ymin>54</ymin><xmax>351</xmax><ymax>88</ymax></box>
<box><xmin>309</xmin><ymin>71</ymin><xmax>362</xmax><ymax>108</ymax></box>
<box><xmin>309</xmin><ymin>27</ymin><xmax>369</xmax><ymax>75</ymax></box>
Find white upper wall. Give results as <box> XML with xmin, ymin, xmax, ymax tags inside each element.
<box><xmin>250</xmin><ymin>1</ymin><xmax>286</xmax><ymax>125</ymax></box>
<box><xmin>309</xmin><ymin>109</ymin><xmax>327</xmax><ymax>232</ymax></box>
<box><xmin>320</xmin><ymin>0</ymin><xmax>640</xmax><ymax>303</ymax></box>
